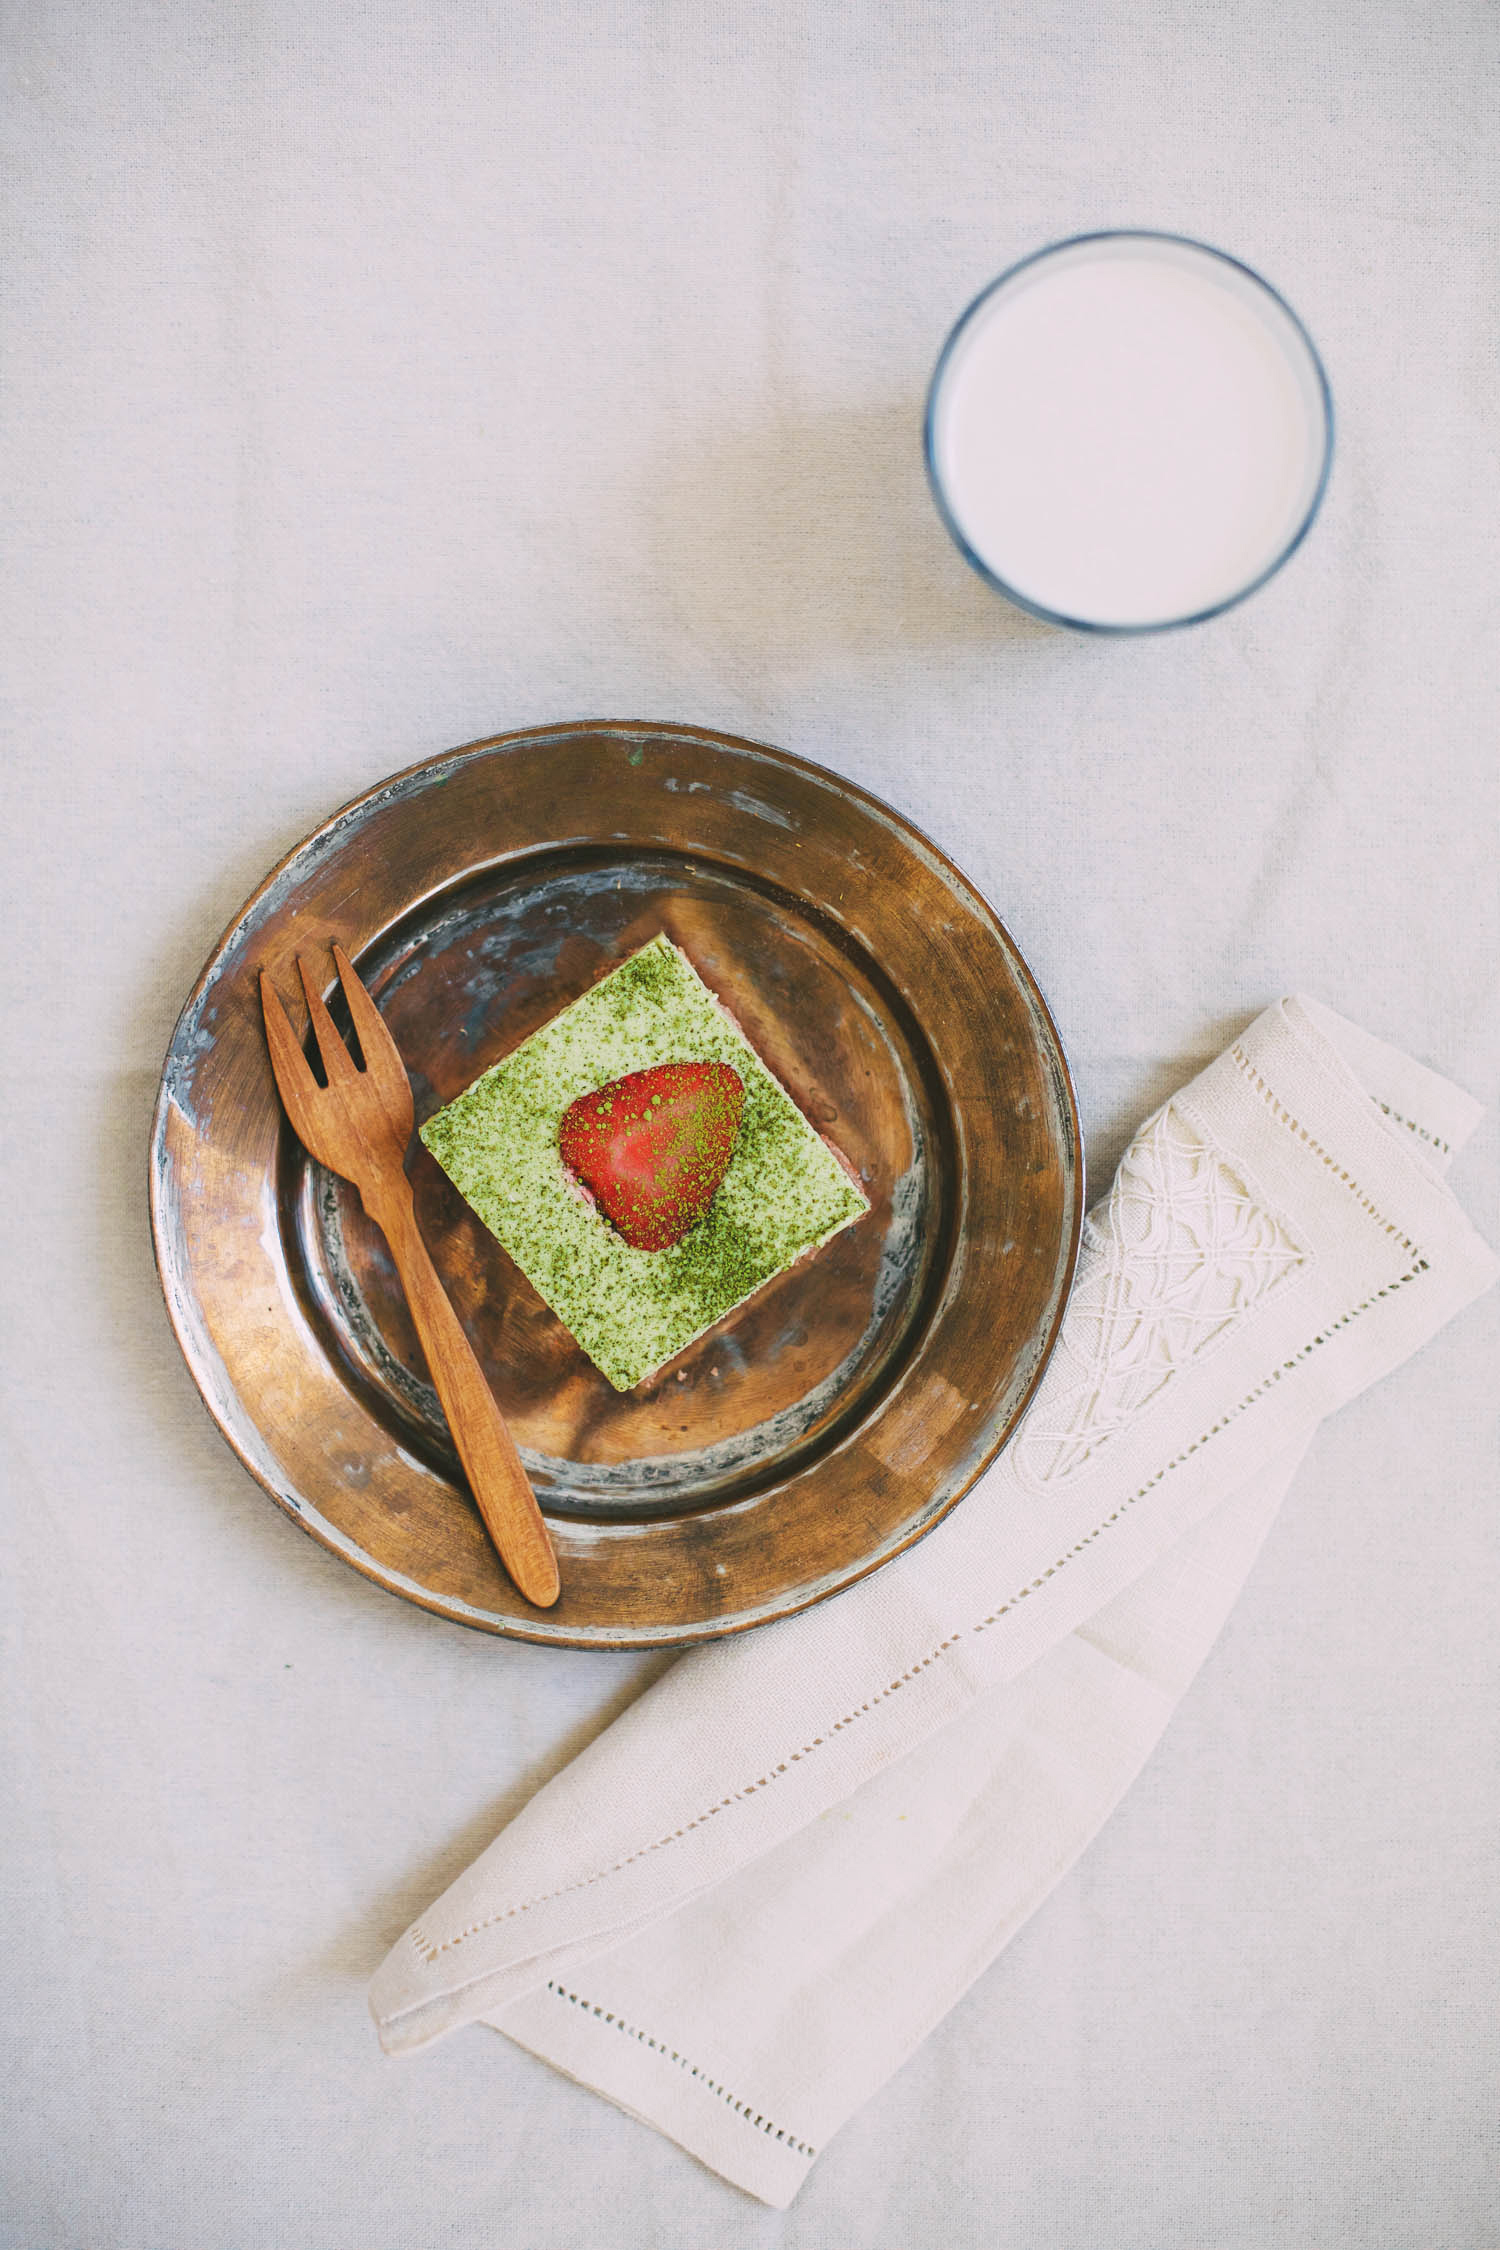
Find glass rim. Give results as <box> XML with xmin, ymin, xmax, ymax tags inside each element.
<box><xmin>923</xmin><ymin>228</ymin><xmax>1336</xmax><ymax>635</ymax></box>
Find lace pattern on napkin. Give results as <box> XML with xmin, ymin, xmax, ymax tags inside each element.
<box><xmin>1014</xmin><ymin>1102</ymin><xmax>1308</xmax><ymax>1488</ymax></box>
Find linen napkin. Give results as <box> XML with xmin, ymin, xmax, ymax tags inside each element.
<box><xmin>369</xmin><ymin>998</ymin><xmax>1495</xmax><ymax>2205</ymax></box>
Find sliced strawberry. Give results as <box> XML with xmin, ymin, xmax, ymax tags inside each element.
<box><xmin>559</xmin><ymin>1061</ymin><xmax>745</xmax><ymax>1251</ymax></box>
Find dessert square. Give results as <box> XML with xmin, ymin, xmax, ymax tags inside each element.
<box><xmin>420</xmin><ymin>934</ymin><xmax>869</xmax><ymax>1390</ymax></box>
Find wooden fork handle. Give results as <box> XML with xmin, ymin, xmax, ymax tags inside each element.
<box><xmin>368</xmin><ymin>1186</ymin><xmax>561</xmax><ymax>1610</ymax></box>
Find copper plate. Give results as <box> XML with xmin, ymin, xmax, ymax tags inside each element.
<box><xmin>150</xmin><ymin>723</ymin><xmax>1082</xmax><ymax>1646</ymax></box>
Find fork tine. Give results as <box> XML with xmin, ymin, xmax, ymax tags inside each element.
<box><xmin>332</xmin><ymin>944</ymin><xmax>399</xmax><ymax>1079</ymax></box>
<box><xmin>297</xmin><ymin>955</ymin><xmax>359</xmax><ymax>1085</ymax></box>
<box><xmin>333</xmin><ymin>943</ymin><xmax>414</xmax><ymax>1141</ymax></box>
<box><xmin>260</xmin><ymin>972</ymin><xmax>332</xmax><ymax>1161</ymax></box>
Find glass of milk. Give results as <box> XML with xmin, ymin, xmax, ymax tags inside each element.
<box><xmin>924</xmin><ymin>232</ymin><xmax>1333</xmax><ymax>632</ymax></box>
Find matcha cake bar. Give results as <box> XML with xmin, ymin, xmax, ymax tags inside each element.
<box><xmin>420</xmin><ymin>934</ymin><xmax>870</xmax><ymax>1390</ymax></box>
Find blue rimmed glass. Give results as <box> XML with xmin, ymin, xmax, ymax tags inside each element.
<box><xmin>924</xmin><ymin>231</ymin><xmax>1334</xmax><ymax>635</ymax></box>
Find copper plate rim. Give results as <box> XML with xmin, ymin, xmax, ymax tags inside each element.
<box><xmin>149</xmin><ymin>720</ymin><xmax>1084</xmax><ymax>1647</ymax></box>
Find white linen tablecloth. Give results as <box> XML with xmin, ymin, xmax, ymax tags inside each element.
<box><xmin>3</xmin><ymin>4</ymin><xmax>1496</xmax><ymax>2246</ymax></box>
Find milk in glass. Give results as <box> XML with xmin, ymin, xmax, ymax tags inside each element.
<box><xmin>927</xmin><ymin>235</ymin><xmax>1330</xmax><ymax>629</ymax></box>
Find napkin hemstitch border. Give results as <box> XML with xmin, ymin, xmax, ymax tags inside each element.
<box><xmin>540</xmin><ymin>1979</ymin><xmax>818</xmax><ymax>2158</ymax></box>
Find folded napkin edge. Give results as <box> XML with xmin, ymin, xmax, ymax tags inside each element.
<box><xmin>1287</xmin><ymin>994</ymin><xmax>1486</xmax><ymax>1168</ymax></box>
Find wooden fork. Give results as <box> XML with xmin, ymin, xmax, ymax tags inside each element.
<box><xmin>260</xmin><ymin>944</ymin><xmax>561</xmax><ymax>1610</ymax></box>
